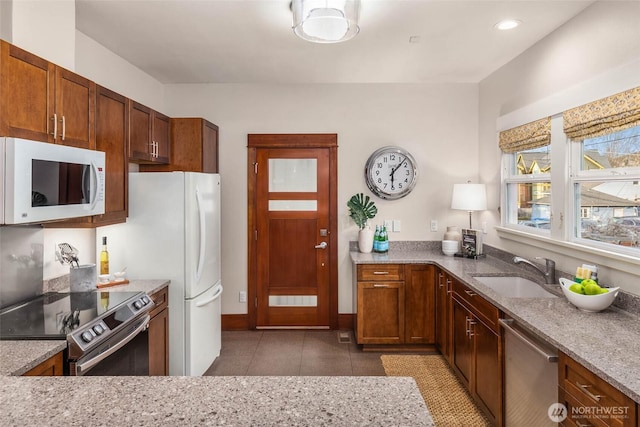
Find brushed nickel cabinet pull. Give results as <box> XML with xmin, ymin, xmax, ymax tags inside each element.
<box><xmin>60</xmin><ymin>115</ymin><xmax>66</xmax><ymax>140</ymax></box>
<box><xmin>465</xmin><ymin>289</ymin><xmax>477</xmax><ymax>297</ymax></box>
<box><xmin>51</xmin><ymin>113</ymin><xmax>57</xmax><ymax>140</ymax></box>
<box><xmin>576</xmin><ymin>381</ymin><xmax>601</xmax><ymax>402</ymax></box>
<box><xmin>372</xmin><ymin>271</ymin><xmax>389</xmax><ymax>275</ymax></box>
<box><xmin>373</xmin><ymin>284</ymin><xmax>389</xmax><ymax>288</ymax></box>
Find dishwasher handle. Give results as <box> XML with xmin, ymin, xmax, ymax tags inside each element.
<box><xmin>499</xmin><ymin>318</ymin><xmax>558</xmax><ymax>362</ymax></box>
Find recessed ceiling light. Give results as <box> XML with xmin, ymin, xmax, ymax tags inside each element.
<box><xmin>494</xmin><ymin>19</ymin><xmax>521</xmax><ymax>31</ymax></box>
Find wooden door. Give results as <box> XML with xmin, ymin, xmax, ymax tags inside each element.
<box><xmin>248</xmin><ymin>134</ymin><xmax>338</xmax><ymax>329</ymax></box>
<box><xmin>435</xmin><ymin>270</ymin><xmax>451</xmax><ymax>359</ymax></box>
<box><xmin>54</xmin><ymin>67</ymin><xmax>95</xmax><ymax>149</ymax></box>
<box><xmin>129</xmin><ymin>101</ymin><xmax>153</xmax><ymax>161</ymax></box>
<box><xmin>357</xmin><ymin>281</ymin><xmax>404</xmax><ymax>344</ymax></box>
<box><xmin>452</xmin><ymin>297</ymin><xmax>473</xmax><ymax>387</ymax></box>
<box><xmin>404</xmin><ymin>264</ymin><xmax>435</xmax><ymax>344</ymax></box>
<box><xmin>473</xmin><ymin>319</ymin><xmax>501</xmax><ymax>424</ymax></box>
<box><xmin>0</xmin><ymin>41</ymin><xmax>54</xmax><ymax>142</ymax></box>
<box><xmin>94</xmin><ymin>85</ymin><xmax>129</xmax><ymax>225</ymax></box>
<box><xmin>152</xmin><ymin>111</ymin><xmax>170</xmax><ymax>163</ymax></box>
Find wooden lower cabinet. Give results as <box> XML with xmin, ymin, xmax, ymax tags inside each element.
<box><xmin>435</xmin><ymin>270</ymin><xmax>452</xmax><ymax>361</ymax></box>
<box><xmin>558</xmin><ymin>352</ymin><xmax>637</xmax><ymax>427</ymax></box>
<box><xmin>355</xmin><ymin>263</ymin><xmax>435</xmax><ymax>347</ymax></box>
<box><xmin>357</xmin><ymin>280</ymin><xmax>404</xmax><ymax>344</ymax></box>
<box><xmin>148</xmin><ymin>286</ymin><xmax>169</xmax><ymax>376</ymax></box>
<box><xmin>22</xmin><ymin>351</ymin><xmax>64</xmax><ymax>376</ymax></box>
<box><xmin>451</xmin><ymin>282</ymin><xmax>502</xmax><ymax>426</ymax></box>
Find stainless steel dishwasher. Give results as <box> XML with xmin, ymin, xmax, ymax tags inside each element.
<box><xmin>500</xmin><ymin>318</ymin><xmax>559</xmax><ymax>426</ymax></box>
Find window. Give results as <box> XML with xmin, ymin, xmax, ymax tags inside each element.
<box><xmin>570</xmin><ymin>125</ymin><xmax>640</xmax><ymax>251</ymax></box>
<box><xmin>503</xmin><ymin>145</ymin><xmax>551</xmax><ymax>232</ymax></box>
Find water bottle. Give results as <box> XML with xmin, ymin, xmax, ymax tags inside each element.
<box><xmin>373</xmin><ymin>225</ymin><xmax>380</xmax><ymax>252</ymax></box>
<box><xmin>380</xmin><ymin>226</ymin><xmax>389</xmax><ymax>253</ymax></box>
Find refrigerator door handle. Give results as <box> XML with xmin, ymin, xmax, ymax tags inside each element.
<box><xmin>195</xmin><ymin>285</ymin><xmax>224</xmax><ymax>307</ymax></box>
<box><xmin>195</xmin><ymin>187</ymin><xmax>206</xmax><ymax>282</ymax></box>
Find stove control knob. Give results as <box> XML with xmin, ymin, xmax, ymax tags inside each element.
<box><xmin>133</xmin><ymin>300</ymin><xmax>143</xmax><ymax>310</ymax></box>
<box><xmin>93</xmin><ymin>324</ymin><xmax>105</xmax><ymax>335</ymax></box>
<box><xmin>142</xmin><ymin>296</ymin><xmax>151</xmax><ymax>305</ymax></box>
<box><xmin>81</xmin><ymin>331</ymin><xmax>94</xmax><ymax>343</ymax></box>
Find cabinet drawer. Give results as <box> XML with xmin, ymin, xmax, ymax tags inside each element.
<box><xmin>452</xmin><ymin>279</ymin><xmax>499</xmax><ymax>332</ymax></box>
<box><xmin>358</xmin><ymin>264</ymin><xmax>404</xmax><ymax>281</ymax></box>
<box><xmin>149</xmin><ymin>286</ymin><xmax>169</xmax><ymax>318</ymax></box>
<box><xmin>559</xmin><ymin>352</ymin><xmax>637</xmax><ymax>427</ymax></box>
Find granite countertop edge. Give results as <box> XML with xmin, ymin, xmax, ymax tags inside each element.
<box><xmin>351</xmin><ymin>247</ymin><xmax>640</xmax><ymax>404</ymax></box>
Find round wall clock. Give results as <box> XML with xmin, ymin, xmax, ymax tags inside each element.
<box><xmin>365</xmin><ymin>146</ymin><xmax>418</xmax><ymax>200</ymax></box>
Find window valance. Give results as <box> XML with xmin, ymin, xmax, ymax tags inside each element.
<box><xmin>563</xmin><ymin>86</ymin><xmax>640</xmax><ymax>140</ymax></box>
<box><xmin>499</xmin><ymin>117</ymin><xmax>551</xmax><ymax>153</ymax></box>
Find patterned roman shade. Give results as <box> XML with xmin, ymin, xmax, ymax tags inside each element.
<box><xmin>563</xmin><ymin>86</ymin><xmax>640</xmax><ymax>140</ymax></box>
<box><xmin>499</xmin><ymin>117</ymin><xmax>551</xmax><ymax>153</ymax></box>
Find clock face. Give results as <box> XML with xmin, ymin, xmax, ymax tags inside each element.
<box><xmin>365</xmin><ymin>146</ymin><xmax>418</xmax><ymax>200</ymax></box>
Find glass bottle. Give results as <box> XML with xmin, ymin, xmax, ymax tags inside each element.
<box><xmin>373</xmin><ymin>225</ymin><xmax>380</xmax><ymax>252</ymax></box>
<box><xmin>380</xmin><ymin>226</ymin><xmax>389</xmax><ymax>253</ymax></box>
<box><xmin>100</xmin><ymin>236</ymin><xmax>109</xmax><ymax>275</ymax></box>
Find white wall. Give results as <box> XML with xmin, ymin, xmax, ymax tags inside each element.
<box><xmin>9</xmin><ymin>0</ymin><xmax>76</xmax><ymax>70</ymax></box>
<box><xmin>75</xmin><ymin>31</ymin><xmax>166</xmax><ymax>112</ymax></box>
<box><xmin>164</xmin><ymin>83</ymin><xmax>479</xmax><ymax>314</ymax></box>
<box><xmin>479</xmin><ymin>1</ymin><xmax>640</xmax><ymax>294</ymax></box>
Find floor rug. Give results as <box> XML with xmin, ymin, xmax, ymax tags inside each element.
<box><xmin>381</xmin><ymin>354</ymin><xmax>491</xmax><ymax>427</ymax></box>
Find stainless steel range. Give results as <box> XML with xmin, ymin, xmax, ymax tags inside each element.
<box><xmin>0</xmin><ymin>290</ymin><xmax>154</xmax><ymax>376</ymax></box>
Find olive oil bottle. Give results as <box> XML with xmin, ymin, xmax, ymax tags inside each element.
<box><xmin>100</xmin><ymin>236</ymin><xmax>109</xmax><ymax>275</ymax></box>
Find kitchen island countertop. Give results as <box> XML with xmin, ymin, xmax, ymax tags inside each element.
<box><xmin>1</xmin><ymin>375</ymin><xmax>433</xmax><ymax>426</ymax></box>
<box><xmin>351</xmin><ymin>245</ymin><xmax>640</xmax><ymax>404</ymax></box>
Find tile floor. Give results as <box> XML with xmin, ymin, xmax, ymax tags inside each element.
<box><xmin>204</xmin><ymin>330</ymin><xmax>387</xmax><ymax>376</ymax></box>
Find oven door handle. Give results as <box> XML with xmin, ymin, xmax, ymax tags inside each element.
<box><xmin>76</xmin><ymin>315</ymin><xmax>150</xmax><ymax>375</ymax></box>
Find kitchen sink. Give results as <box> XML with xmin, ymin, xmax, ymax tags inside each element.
<box><xmin>472</xmin><ymin>276</ymin><xmax>559</xmax><ymax>298</ymax></box>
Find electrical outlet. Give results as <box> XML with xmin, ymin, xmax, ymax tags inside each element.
<box><xmin>430</xmin><ymin>220</ymin><xmax>438</xmax><ymax>232</ymax></box>
<box><xmin>239</xmin><ymin>291</ymin><xmax>247</xmax><ymax>303</ymax></box>
<box><xmin>482</xmin><ymin>221</ymin><xmax>488</xmax><ymax>234</ymax></box>
<box><xmin>384</xmin><ymin>219</ymin><xmax>393</xmax><ymax>230</ymax></box>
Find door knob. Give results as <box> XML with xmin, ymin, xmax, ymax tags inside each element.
<box><xmin>315</xmin><ymin>242</ymin><xmax>328</xmax><ymax>249</ymax></box>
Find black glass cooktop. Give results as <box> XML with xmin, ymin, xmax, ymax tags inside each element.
<box><xmin>0</xmin><ymin>291</ymin><xmax>141</xmax><ymax>340</ymax></box>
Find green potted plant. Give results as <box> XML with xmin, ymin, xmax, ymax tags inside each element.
<box><xmin>348</xmin><ymin>193</ymin><xmax>378</xmax><ymax>253</ymax></box>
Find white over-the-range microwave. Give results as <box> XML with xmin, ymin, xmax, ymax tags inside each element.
<box><xmin>1</xmin><ymin>137</ymin><xmax>105</xmax><ymax>224</ymax></box>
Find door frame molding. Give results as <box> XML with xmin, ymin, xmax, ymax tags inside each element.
<box><xmin>247</xmin><ymin>134</ymin><xmax>338</xmax><ymax>329</ymax></box>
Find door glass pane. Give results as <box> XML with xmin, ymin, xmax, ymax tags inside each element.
<box><xmin>269</xmin><ymin>295</ymin><xmax>318</xmax><ymax>307</ymax></box>
<box><xmin>269</xmin><ymin>200</ymin><xmax>317</xmax><ymax>211</ymax></box>
<box><xmin>269</xmin><ymin>159</ymin><xmax>317</xmax><ymax>192</ymax></box>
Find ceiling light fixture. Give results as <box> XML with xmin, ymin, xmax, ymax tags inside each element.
<box><xmin>292</xmin><ymin>0</ymin><xmax>361</xmax><ymax>43</ymax></box>
<box><xmin>494</xmin><ymin>19</ymin><xmax>521</xmax><ymax>31</ymax></box>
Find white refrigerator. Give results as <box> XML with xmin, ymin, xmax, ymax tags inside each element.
<box><xmin>102</xmin><ymin>172</ymin><xmax>222</xmax><ymax>376</ymax></box>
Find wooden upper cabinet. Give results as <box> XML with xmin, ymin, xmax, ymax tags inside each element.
<box><xmin>140</xmin><ymin>117</ymin><xmax>219</xmax><ymax>173</ymax></box>
<box><xmin>94</xmin><ymin>86</ymin><xmax>129</xmax><ymax>225</ymax></box>
<box><xmin>54</xmin><ymin>67</ymin><xmax>96</xmax><ymax>149</ymax></box>
<box><xmin>0</xmin><ymin>41</ymin><xmax>95</xmax><ymax>148</ymax></box>
<box><xmin>129</xmin><ymin>101</ymin><xmax>170</xmax><ymax>164</ymax></box>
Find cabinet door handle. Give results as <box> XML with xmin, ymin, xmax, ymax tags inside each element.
<box><xmin>446</xmin><ymin>279</ymin><xmax>452</xmax><ymax>294</ymax></box>
<box><xmin>468</xmin><ymin>320</ymin><xmax>476</xmax><ymax>338</ymax></box>
<box><xmin>373</xmin><ymin>284</ymin><xmax>389</xmax><ymax>288</ymax></box>
<box><xmin>465</xmin><ymin>289</ymin><xmax>477</xmax><ymax>297</ymax></box>
<box><xmin>372</xmin><ymin>271</ymin><xmax>389</xmax><ymax>275</ymax></box>
<box><xmin>576</xmin><ymin>381</ymin><xmax>601</xmax><ymax>402</ymax></box>
<box><xmin>51</xmin><ymin>113</ymin><xmax>57</xmax><ymax>140</ymax></box>
<box><xmin>60</xmin><ymin>115</ymin><xmax>66</xmax><ymax>140</ymax></box>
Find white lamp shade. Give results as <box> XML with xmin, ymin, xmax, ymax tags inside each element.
<box><xmin>292</xmin><ymin>0</ymin><xmax>360</xmax><ymax>43</ymax></box>
<box><xmin>451</xmin><ymin>183</ymin><xmax>487</xmax><ymax>211</ymax></box>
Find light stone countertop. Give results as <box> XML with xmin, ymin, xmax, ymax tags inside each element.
<box><xmin>351</xmin><ymin>245</ymin><xmax>640</xmax><ymax>404</ymax></box>
<box><xmin>0</xmin><ymin>279</ymin><xmax>434</xmax><ymax>425</ymax></box>
<box><xmin>0</xmin><ymin>341</ymin><xmax>67</xmax><ymax>376</ymax></box>
<box><xmin>0</xmin><ymin>376</ymin><xmax>433</xmax><ymax>426</ymax></box>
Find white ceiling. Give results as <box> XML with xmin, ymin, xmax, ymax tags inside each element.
<box><xmin>75</xmin><ymin>0</ymin><xmax>595</xmax><ymax>84</ymax></box>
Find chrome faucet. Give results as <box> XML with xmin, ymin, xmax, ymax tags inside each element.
<box><xmin>513</xmin><ymin>256</ymin><xmax>556</xmax><ymax>284</ymax></box>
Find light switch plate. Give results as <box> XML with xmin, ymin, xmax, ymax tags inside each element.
<box><xmin>430</xmin><ymin>220</ymin><xmax>438</xmax><ymax>232</ymax></box>
<box><xmin>384</xmin><ymin>219</ymin><xmax>393</xmax><ymax>230</ymax></box>
<box><xmin>393</xmin><ymin>220</ymin><xmax>401</xmax><ymax>232</ymax></box>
